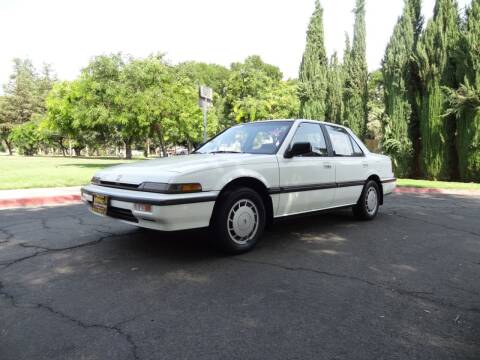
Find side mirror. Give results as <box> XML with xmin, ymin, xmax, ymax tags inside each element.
<box><xmin>285</xmin><ymin>142</ymin><xmax>312</xmax><ymax>158</ymax></box>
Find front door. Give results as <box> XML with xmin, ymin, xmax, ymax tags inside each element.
<box><xmin>277</xmin><ymin>122</ymin><xmax>336</xmax><ymax>216</ymax></box>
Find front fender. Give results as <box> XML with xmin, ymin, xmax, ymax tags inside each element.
<box><xmin>173</xmin><ymin>162</ymin><xmax>279</xmax><ymax>192</ymax></box>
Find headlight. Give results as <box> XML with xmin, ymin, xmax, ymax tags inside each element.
<box><xmin>91</xmin><ymin>176</ymin><xmax>101</xmax><ymax>185</ymax></box>
<box><xmin>140</xmin><ymin>182</ymin><xmax>202</xmax><ymax>194</ymax></box>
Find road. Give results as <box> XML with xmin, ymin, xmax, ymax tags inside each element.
<box><xmin>1</xmin><ymin>193</ymin><xmax>479</xmax><ymax>360</ymax></box>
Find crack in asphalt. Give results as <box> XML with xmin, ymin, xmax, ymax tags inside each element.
<box><xmin>0</xmin><ymin>228</ymin><xmax>14</xmax><ymax>244</ymax></box>
<box><xmin>0</xmin><ymin>232</ymin><xmax>117</xmax><ymax>270</ymax></box>
<box><xmin>392</xmin><ymin>211</ymin><xmax>480</xmax><ymax>239</ymax></box>
<box><xmin>232</xmin><ymin>257</ymin><xmax>480</xmax><ymax>315</ymax></box>
<box><xmin>0</xmin><ymin>281</ymin><xmax>140</xmax><ymax>360</ymax></box>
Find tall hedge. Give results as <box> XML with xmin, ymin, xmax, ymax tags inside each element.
<box><xmin>445</xmin><ymin>0</ymin><xmax>480</xmax><ymax>180</ymax></box>
<box><xmin>298</xmin><ymin>0</ymin><xmax>328</xmax><ymax>120</ymax></box>
<box><xmin>325</xmin><ymin>52</ymin><xmax>344</xmax><ymax>124</ymax></box>
<box><xmin>343</xmin><ymin>0</ymin><xmax>368</xmax><ymax>137</ymax></box>
<box><xmin>382</xmin><ymin>0</ymin><xmax>422</xmax><ymax>177</ymax></box>
<box><xmin>415</xmin><ymin>0</ymin><xmax>460</xmax><ymax>180</ymax></box>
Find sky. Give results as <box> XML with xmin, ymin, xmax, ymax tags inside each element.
<box><xmin>0</xmin><ymin>0</ymin><xmax>471</xmax><ymax>89</ymax></box>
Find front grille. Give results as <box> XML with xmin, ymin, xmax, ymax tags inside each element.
<box><xmin>107</xmin><ymin>206</ymin><xmax>138</xmax><ymax>223</ymax></box>
<box><xmin>99</xmin><ymin>181</ymin><xmax>139</xmax><ymax>190</ymax></box>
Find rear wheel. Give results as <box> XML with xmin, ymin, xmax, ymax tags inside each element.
<box><xmin>353</xmin><ymin>180</ymin><xmax>380</xmax><ymax>220</ymax></box>
<box><xmin>212</xmin><ymin>187</ymin><xmax>266</xmax><ymax>254</ymax></box>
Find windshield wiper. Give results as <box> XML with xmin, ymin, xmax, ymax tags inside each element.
<box><xmin>208</xmin><ymin>150</ymin><xmax>244</xmax><ymax>154</ymax></box>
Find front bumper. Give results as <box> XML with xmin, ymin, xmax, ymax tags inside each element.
<box><xmin>81</xmin><ymin>184</ymin><xmax>219</xmax><ymax>231</ymax></box>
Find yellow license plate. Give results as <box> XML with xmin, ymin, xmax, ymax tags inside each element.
<box><xmin>92</xmin><ymin>195</ymin><xmax>108</xmax><ymax>216</ymax></box>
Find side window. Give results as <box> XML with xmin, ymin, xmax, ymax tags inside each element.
<box><xmin>291</xmin><ymin>123</ymin><xmax>328</xmax><ymax>156</ymax></box>
<box><xmin>351</xmin><ymin>137</ymin><xmax>364</xmax><ymax>156</ymax></box>
<box><xmin>326</xmin><ymin>125</ymin><xmax>354</xmax><ymax>156</ymax></box>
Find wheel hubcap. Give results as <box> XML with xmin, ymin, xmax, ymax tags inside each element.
<box><xmin>227</xmin><ymin>199</ymin><xmax>259</xmax><ymax>245</ymax></box>
<box><xmin>365</xmin><ymin>187</ymin><xmax>378</xmax><ymax>215</ymax></box>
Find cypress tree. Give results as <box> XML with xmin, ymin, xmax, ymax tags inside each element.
<box><xmin>343</xmin><ymin>0</ymin><xmax>368</xmax><ymax>137</ymax></box>
<box><xmin>445</xmin><ymin>0</ymin><xmax>480</xmax><ymax>181</ymax></box>
<box><xmin>298</xmin><ymin>0</ymin><xmax>328</xmax><ymax>120</ymax></box>
<box><xmin>325</xmin><ymin>52</ymin><xmax>344</xmax><ymax>124</ymax></box>
<box><xmin>382</xmin><ymin>0</ymin><xmax>422</xmax><ymax>177</ymax></box>
<box><xmin>415</xmin><ymin>0</ymin><xmax>460</xmax><ymax>180</ymax></box>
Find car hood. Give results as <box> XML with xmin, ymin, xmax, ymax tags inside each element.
<box><xmin>95</xmin><ymin>154</ymin><xmax>275</xmax><ymax>184</ymax></box>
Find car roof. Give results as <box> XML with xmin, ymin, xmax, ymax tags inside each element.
<box><xmin>251</xmin><ymin>119</ymin><xmax>348</xmax><ymax>129</ymax></box>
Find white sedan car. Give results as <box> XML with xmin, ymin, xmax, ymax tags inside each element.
<box><xmin>81</xmin><ymin>120</ymin><xmax>396</xmax><ymax>253</ymax></box>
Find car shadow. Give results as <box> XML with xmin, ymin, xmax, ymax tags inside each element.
<box><xmin>110</xmin><ymin>208</ymin><xmax>357</xmax><ymax>262</ymax></box>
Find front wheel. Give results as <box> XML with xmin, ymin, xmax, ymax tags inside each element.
<box><xmin>212</xmin><ymin>187</ymin><xmax>266</xmax><ymax>254</ymax></box>
<box><xmin>353</xmin><ymin>180</ymin><xmax>380</xmax><ymax>220</ymax></box>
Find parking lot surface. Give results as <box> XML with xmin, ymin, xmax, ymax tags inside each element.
<box><xmin>1</xmin><ymin>193</ymin><xmax>479</xmax><ymax>360</ymax></box>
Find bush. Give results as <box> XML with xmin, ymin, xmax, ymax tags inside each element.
<box><xmin>8</xmin><ymin>121</ymin><xmax>41</xmax><ymax>156</ymax></box>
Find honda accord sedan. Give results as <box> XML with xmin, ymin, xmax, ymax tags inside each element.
<box><xmin>81</xmin><ymin>119</ymin><xmax>396</xmax><ymax>253</ymax></box>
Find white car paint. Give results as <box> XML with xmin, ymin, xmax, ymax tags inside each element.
<box><xmin>81</xmin><ymin>119</ymin><xmax>396</xmax><ymax>231</ymax></box>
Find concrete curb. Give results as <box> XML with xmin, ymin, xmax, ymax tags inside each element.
<box><xmin>0</xmin><ymin>194</ymin><xmax>81</xmax><ymax>209</ymax></box>
<box><xmin>394</xmin><ymin>187</ymin><xmax>480</xmax><ymax>196</ymax></box>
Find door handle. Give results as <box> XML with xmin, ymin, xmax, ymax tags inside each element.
<box><xmin>323</xmin><ymin>163</ymin><xmax>332</xmax><ymax>169</ymax></box>
<box><xmin>362</xmin><ymin>162</ymin><xmax>368</xmax><ymax>168</ymax></box>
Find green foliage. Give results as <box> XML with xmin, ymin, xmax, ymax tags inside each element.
<box><xmin>343</xmin><ymin>0</ymin><xmax>368</xmax><ymax>137</ymax></box>
<box><xmin>224</xmin><ymin>55</ymin><xmax>298</xmax><ymax>124</ymax></box>
<box><xmin>298</xmin><ymin>0</ymin><xmax>328</xmax><ymax>120</ymax></box>
<box><xmin>8</xmin><ymin>120</ymin><xmax>41</xmax><ymax>155</ymax></box>
<box><xmin>325</xmin><ymin>53</ymin><xmax>344</xmax><ymax>124</ymax></box>
<box><xmin>415</xmin><ymin>0</ymin><xmax>460</xmax><ymax>180</ymax></box>
<box><xmin>0</xmin><ymin>59</ymin><xmax>55</xmax><ymax>155</ymax></box>
<box><xmin>444</xmin><ymin>0</ymin><xmax>480</xmax><ymax>180</ymax></box>
<box><xmin>382</xmin><ymin>0</ymin><xmax>422</xmax><ymax>177</ymax></box>
<box><xmin>366</xmin><ymin>70</ymin><xmax>385</xmax><ymax>141</ymax></box>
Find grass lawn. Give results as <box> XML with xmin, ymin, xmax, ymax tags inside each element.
<box><xmin>397</xmin><ymin>178</ymin><xmax>480</xmax><ymax>190</ymax></box>
<box><xmin>1</xmin><ymin>155</ymin><xmax>479</xmax><ymax>191</ymax></box>
<box><xmin>0</xmin><ymin>156</ymin><xmax>143</xmax><ymax>190</ymax></box>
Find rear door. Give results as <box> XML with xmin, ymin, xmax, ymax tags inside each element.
<box><xmin>324</xmin><ymin>125</ymin><xmax>367</xmax><ymax>206</ymax></box>
<box><xmin>276</xmin><ymin>122</ymin><xmax>336</xmax><ymax>215</ymax></box>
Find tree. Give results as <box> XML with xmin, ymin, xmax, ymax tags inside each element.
<box><xmin>0</xmin><ymin>59</ymin><xmax>56</xmax><ymax>155</ymax></box>
<box><xmin>0</xmin><ymin>59</ymin><xmax>39</xmax><ymax>153</ymax></box>
<box><xmin>0</xmin><ymin>96</ymin><xmax>14</xmax><ymax>155</ymax></box>
<box><xmin>445</xmin><ymin>0</ymin><xmax>480</xmax><ymax>181</ymax></box>
<box><xmin>224</xmin><ymin>56</ymin><xmax>294</xmax><ymax>124</ymax></box>
<box><xmin>298</xmin><ymin>0</ymin><xmax>328</xmax><ymax>120</ymax></box>
<box><xmin>232</xmin><ymin>80</ymin><xmax>299</xmax><ymax>122</ymax></box>
<box><xmin>415</xmin><ymin>0</ymin><xmax>460</xmax><ymax>179</ymax></box>
<box><xmin>175</xmin><ymin>61</ymin><xmax>230</xmax><ymax>136</ymax></box>
<box><xmin>44</xmin><ymin>80</ymin><xmax>88</xmax><ymax>156</ymax></box>
<box><xmin>325</xmin><ymin>52</ymin><xmax>344</xmax><ymax>124</ymax></box>
<box><xmin>75</xmin><ymin>54</ymin><xmax>150</xmax><ymax>159</ymax></box>
<box><xmin>8</xmin><ymin>120</ymin><xmax>41</xmax><ymax>156</ymax></box>
<box><xmin>343</xmin><ymin>0</ymin><xmax>368</xmax><ymax>137</ymax></box>
<box><xmin>382</xmin><ymin>0</ymin><xmax>423</xmax><ymax>176</ymax></box>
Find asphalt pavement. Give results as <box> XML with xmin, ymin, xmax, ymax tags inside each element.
<box><xmin>0</xmin><ymin>193</ymin><xmax>479</xmax><ymax>360</ymax></box>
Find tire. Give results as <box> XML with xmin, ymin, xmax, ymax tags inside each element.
<box><xmin>353</xmin><ymin>180</ymin><xmax>380</xmax><ymax>220</ymax></box>
<box><xmin>212</xmin><ymin>187</ymin><xmax>266</xmax><ymax>254</ymax></box>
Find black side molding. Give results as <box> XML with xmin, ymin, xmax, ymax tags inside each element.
<box><xmin>269</xmin><ymin>180</ymin><xmax>366</xmax><ymax>194</ymax></box>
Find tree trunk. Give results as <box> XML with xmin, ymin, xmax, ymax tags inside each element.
<box><xmin>144</xmin><ymin>138</ymin><xmax>150</xmax><ymax>158</ymax></box>
<box><xmin>4</xmin><ymin>140</ymin><xmax>13</xmax><ymax>155</ymax></box>
<box><xmin>153</xmin><ymin>123</ymin><xmax>167</xmax><ymax>157</ymax></box>
<box><xmin>74</xmin><ymin>147</ymin><xmax>82</xmax><ymax>156</ymax></box>
<box><xmin>125</xmin><ymin>140</ymin><xmax>132</xmax><ymax>160</ymax></box>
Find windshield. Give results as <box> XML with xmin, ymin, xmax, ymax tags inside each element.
<box><xmin>196</xmin><ymin>121</ymin><xmax>292</xmax><ymax>155</ymax></box>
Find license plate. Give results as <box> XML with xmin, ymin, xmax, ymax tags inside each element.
<box><xmin>92</xmin><ymin>194</ymin><xmax>108</xmax><ymax>216</ymax></box>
